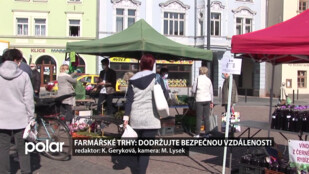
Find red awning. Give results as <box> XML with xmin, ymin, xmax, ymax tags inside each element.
<box><xmin>231</xmin><ymin>9</ymin><xmax>309</xmax><ymax>64</ymax></box>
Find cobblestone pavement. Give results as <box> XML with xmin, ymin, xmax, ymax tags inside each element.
<box><xmin>12</xmin><ymin>95</ymin><xmax>309</xmax><ymax>174</ymax></box>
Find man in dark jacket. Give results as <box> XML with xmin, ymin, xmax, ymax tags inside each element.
<box><xmin>221</xmin><ymin>73</ymin><xmax>238</xmax><ymax>112</ymax></box>
<box><xmin>30</xmin><ymin>63</ymin><xmax>41</xmax><ymax>97</ymax></box>
<box><xmin>97</xmin><ymin>58</ymin><xmax>116</xmax><ymax>115</ymax></box>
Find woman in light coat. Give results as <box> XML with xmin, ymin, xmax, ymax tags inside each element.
<box><xmin>0</xmin><ymin>49</ymin><xmax>34</xmax><ymax>174</ymax></box>
<box><xmin>192</xmin><ymin>67</ymin><xmax>214</xmax><ymax>138</ymax></box>
<box><xmin>57</xmin><ymin>64</ymin><xmax>77</xmax><ymax>123</ymax></box>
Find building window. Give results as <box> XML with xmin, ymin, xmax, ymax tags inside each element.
<box><xmin>116</xmin><ymin>9</ymin><xmax>124</xmax><ymax>32</ymax></box>
<box><xmin>34</xmin><ymin>19</ymin><xmax>46</xmax><ymax>36</ymax></box>
<box><xmin>116</xmin><ymin>8</ymin><xmax>136</xmax><ymax>32</ymax></box>
<box><xmin>128</xmin><ymin>9</ymin><xmax>136</xmax><ymax>27</ymax></box>
<box><xmin>163</xmin><ymin>12</ymin><xmax>185</xmax><ymax>36</ymax></box>
<box><xmin>17</xmin><ymin>18</ymin><xmax>28</xmax><ymax>36</ymax></box>
<box><xmin>299</xmin><ymin>0</ymin><xmax>308</xmax><ymax>13</ymax></box>
<box><xmin>69</xmin><ymin>19</ymin><xmax>80</xmax><ymax>37</ymax></box>
<box><xmin>211</xmin><ymin>13</ymin><xmax>221</xmax><ymax>36</ymax></box>
<box><xmin>236</xmin><ymin>17</ymin><xmax>252</xmax><ymax>35</ymax></box>
<box><xmin>298</xmin><ymin>71</ymin><xmax>307</xmax><ymax>88</ymax></box>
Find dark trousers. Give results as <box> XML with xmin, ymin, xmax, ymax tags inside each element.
<box><xmin>60</xmin><ymin>104</ymin><xmax>73</xmax><ymax>122</ymax></box>
<box><xmin>195</xmin><ymin>101</ymin><xmax>211</xmax><ymax>135</ymax></box>
<box><xmin>134</xmin><ymin>129</ymin><xmax>158</xmax><ymax>174</ymax></box>
<box><xmin>97</xmin><ymin>94</ymin><xmax>114</xmax><ymax>115</ymax></box>
<box><xmin>0</xmin><ymin>129</ymin><xmax>31</xmax><ymax>174</ymax></box>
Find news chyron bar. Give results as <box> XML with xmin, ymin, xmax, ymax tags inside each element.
<box><xmin>72</xmin><ymin>137</ymin><xmax>274</xmax><ymax>156</ymax></box>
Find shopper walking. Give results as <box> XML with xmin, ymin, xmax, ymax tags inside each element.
<box><xmin>0</xmin><ymin>48</ymin><xmax>34</xmax><ymax>174</ymax></box>
<box><xmin>123</xmin><ymin>54</ymin><xmax>167</xmax><ymax>174</ymax></box>
<box><xmin>192</xmin><ymin>67</ymin><xmax>213</xmax><ymax>138</ymax></box>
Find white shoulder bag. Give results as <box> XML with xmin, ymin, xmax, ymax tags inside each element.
<box><xmin>153</xmin><ymin>80</ymin><xmax>169</xmax><ymax>118</ymax></box>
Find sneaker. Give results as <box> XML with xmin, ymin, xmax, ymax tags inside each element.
<box><xmin>193</xmin><ymin>135</ymin><xmax>200</xmax><ymax>138</ymax></box>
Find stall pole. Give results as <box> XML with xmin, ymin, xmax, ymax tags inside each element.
<box><xmin>222</xmin><ymin>74</ymin><xmax>233</xmax><ymax>174</ymax></box>
<box><xmin>268</xmin><ymin>63</ymin><xmax>275</xmax><ymax>137</ymax></box>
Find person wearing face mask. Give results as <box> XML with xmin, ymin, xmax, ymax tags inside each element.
<box><xmin>221</xmin><ymin>73</ymin><xmax>238</xmax><ymax>113</ymax></box>
<box><xmin>0</xmin><ymin>49</ymin><xmax>34</xmax><ymax>174</ymax></box>
<box><xmin>156</xmin><ymin>67</ymin><xmax>170</xmax><ymax>100</ymax></box>
<box><xmin>97</xmin><ymin>58</ymin><xmax>116</xmax><ymax>115</ymax></box>
<box><xmin>30</xmin><ymin>63</ymin><xmax>41</xmax><ymax>97</ymax></box>
<box><xmin>57</xmin><ymin>64</ymin><xmax>77</xmax><ymax>123</ymax></box>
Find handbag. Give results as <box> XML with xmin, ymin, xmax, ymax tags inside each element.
<box><xmin>286</xmin><ymin>96</ymin><xmax>292</xmax><ymax>105</ymax></box>
<box><xmin>209</xmin><ymin>109</ymin><xmax>218</xmax><ymax>132</ymax></box>
<box><xmin>122</xmin><ymin>125</ymin><xmax>138</xmax><ymax>138</ymax></box>
<box><xmin>23</xmin><ymin>120</ymin><xmax>38</xmax><ymax>142</ymax></box>
<box><xmin>188</xmin><ymin>77</ymin><xmax>199</xmax><ymax>110</ymax></box>
<box><xmin>153</xmin><ymin>81</ymin><xmax>170</xmax><ymax>118</ymax></box>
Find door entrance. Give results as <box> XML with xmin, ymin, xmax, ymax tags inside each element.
<box><xmin>35</xmin><ymin>56</ymin><xmax>57</xmax><ymax>87</ymax></box>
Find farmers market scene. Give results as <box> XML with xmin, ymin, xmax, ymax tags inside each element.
<box><xmin>1</xmin><ymin>0</ymin><xmax>309</xmax><ymax>174</ymax></box>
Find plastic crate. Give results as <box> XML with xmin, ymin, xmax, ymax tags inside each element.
<box><xmin>264</xmin><ymin>169</ymin><xmax>284</xmax><ymax>174</ymax></box>
<box><xmin>159</xmin><ymin>126</ymin><xmax>174</xmax><ymax>136</ymax></box>
<box><xmin>239</xmin><ymin>163</ymin><xmax>264</xmax><ymax>174</ymax></box>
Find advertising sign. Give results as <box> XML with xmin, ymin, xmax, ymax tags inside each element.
<box><xmin>289</xmin><ymin>140</ymin><xmax>309</xmax><ymax>172</ymax></box>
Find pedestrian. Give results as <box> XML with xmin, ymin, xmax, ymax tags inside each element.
<box><xmin>221</xmin><ymin>73</ymin><xmax>238</xmax><ymax>113</ymax></box>
<box><xmin>57</xmin><ymin>64</ymin><xmax>77</xmax><ymax>124</ymax></box>
<box><xmin>30</xmin><ymin>63</ymin><xmax>41</xmax><ymax>98</ymax></box>
<box><xmin>97</xmin><ymin>58</ymin><xmax>116</xmax><ymax>115</ymax></box>
<box><xmin>0</xmin><ymin>48</ymin><xmax>34</xmax><ymax>174</ymax></box>
<box><xmin>192</xmin><ymin>67</ymin><xmax>214</xmax><ymax>138</ymax></box>
<box><xmin>123</xmin><ymin>54</ymin><xmax>167</xmax><ymax>174</ymax></box>
<box><xmin>19</xmin><ymin>61</ymin><xmax>32</xmax><ymax>79</ymax></box>
<box><xmin>156</xmin><ymin>67</ymin><xmax>170</xmax><ymax>99</ymax></box>
<box><xmin>280</xmin><ymin>82</ymin><xmax>288</xmax><ymax>105</ymax></box>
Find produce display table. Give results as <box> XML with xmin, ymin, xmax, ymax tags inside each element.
<box><xmin>232</xmin><ymin>120</ymin><xmax>309</xmax><ymax>140</ymax></box>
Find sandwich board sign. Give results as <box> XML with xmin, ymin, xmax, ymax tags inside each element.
<box><xmin>221</xmin><ymin>53</ymin><xmax>242</xmax><ymax>75</ymax></box>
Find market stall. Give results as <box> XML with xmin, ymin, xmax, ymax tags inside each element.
<box><xmin>231</xmin><ymin>9</ymin><xmax>309</xmax><ymax>173</ymax></box>
<box><xmin>65</xmin><ymin>19</ymin><xmax>213</xmax><ymax>137</ymax></box>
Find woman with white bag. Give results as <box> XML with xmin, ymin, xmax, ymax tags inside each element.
<box><xmin>0</xmin><ymin>49</ymin><xmax>34</xmax><ymax>174</ymax></box>
<box><xmin>123</xmin><ymin>54</ymin><xmax>167</xmax><ymax>174</ymax></box>
<box><xmin>191</xmin><ymin>67</ymin><xmax>214</xmax><ymax>138</ymax></box>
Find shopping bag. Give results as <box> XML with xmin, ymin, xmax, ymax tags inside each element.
<box><xmin>121</xmin><ymin>125</ymin><xmax>138</xmax><ymax>138</ymax></box>
<box><xmin>153</xmin><ymin>83</ymin><xmax>169</xmax><ymax>118</ymax></box>
<box><xmin>221</xmin><ymin>112</ymin><xmax>241</xmax><ymax>132</ymax></box>
<box><xmin>209</xmin><ymin>110</ymin><xmax>218</xmax><ymax>132</ymax></box>
<box><xmin>187</xmin><ymin>97</ymin><xmax>196</xmax><ymax>110</ymax></box>
<box><xmin>286</xmin><ymin>97</ymin><xmax>292</xmax><ymax>105</ymax></box>
<box><xmin>23</xmin><ymin>120</ymin><xmax>38</xmax><ymax>142</ymax></box>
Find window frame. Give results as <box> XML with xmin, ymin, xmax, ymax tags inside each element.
<box><xmin>210</xmin><ymin>12</ymin><xmax>221</xmax><ymax>36</ymax></box>
<box><xmin>68</xmin><ymin>19</ymin><xmax>81</xmax><ymax>37</ymax></box>
<box><xmin>16</xmin><ymin>18</ymin><xmax>29</xmax><ymax>36</ymax></box>
<box><xmin>297</xmin><ymin>70</ymin><xmax>307</xmax><ymax>88</ymax></box>
<box><xmin>115</xmin><ymin>8</ymin><xmax>137</xmax><ymax>32</ymax></box>
<box><xmin>163</xmin><ymin>12</ymin><xmax>185</xmax><ymax>36</ymax></box>
<box><xmin>299</xmin><ymin>0</ymin><xmax>308</xmax><ymax>13</ymax></box>
<box><xmin>34</xmin><ymin>18</ymin><xmax>46</xmax><ymax>36</ymax></box>
<box><xmin>236</xmin><ymin>17</ymin><xmax>252</xmax><ymax>35</ymax></box>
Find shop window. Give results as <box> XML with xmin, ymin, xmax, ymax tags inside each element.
<box><xmin>157</xmin><ymin>64</ymin><xmax>192</xmax><ymax>87</ymax></box>
<box><xmin>297</xmin><ymin>71</ymin><xmax>307</xmax><ymax>88</ymax></box>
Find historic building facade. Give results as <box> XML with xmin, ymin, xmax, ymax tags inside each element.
<box><xmin>98</xmin><ymin>0</ymin><xmax>266</xmax><ymax>96</ymax></box>
<box><xmin>0</xmin><ymin>0</ymin><xmax>97</xmax><ymax>86</ymax></box>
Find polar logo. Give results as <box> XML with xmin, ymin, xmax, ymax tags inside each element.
<box><xmin>25</xmin><ymin>140</ymin><xmax>64</xmax><ymax>155</ymax></box>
